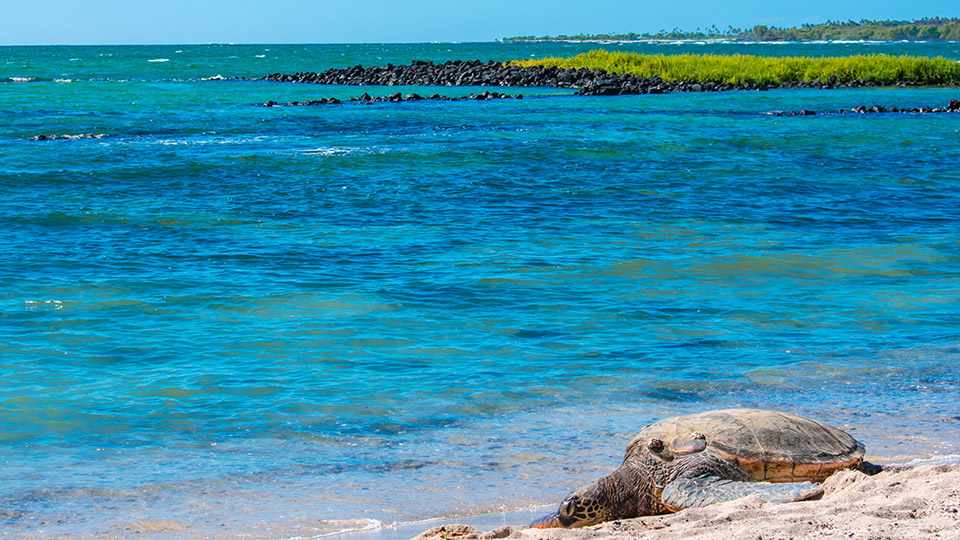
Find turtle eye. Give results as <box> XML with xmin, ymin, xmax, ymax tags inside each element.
<box><xmin>558</xmin><ymin>498</ymin><xmax>577</xmax><ymax>518</ymax></box>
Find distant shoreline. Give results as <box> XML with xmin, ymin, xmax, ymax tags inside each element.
<box><xmin>500</xmin><ymin>38</ymin><xmax>960</xmax><ymax>44</ymax></box>
<box><xmin>502</xmin><ymin>17</ymin><xmax>960</xmax><ymax>43</ymax></box>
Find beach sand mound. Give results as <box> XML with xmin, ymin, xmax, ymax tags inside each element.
<box><xmin>413</xmin><ymin>464</ymin><xmax>960</xmax><ymax>540</ymax></box>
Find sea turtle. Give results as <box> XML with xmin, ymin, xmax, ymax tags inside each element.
<box><xmin>531</xmin><ymin>408</ymin><xmax>874</xmax><ymax>528</ymax></box>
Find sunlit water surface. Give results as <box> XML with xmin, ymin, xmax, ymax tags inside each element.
<box><xmin>1</xmin><ymin>42</ymin><xmax>959</xmax><ymax>540</ymax></box>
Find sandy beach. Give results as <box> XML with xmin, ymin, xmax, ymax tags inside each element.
<box><xmin>413</xmin><ymin>463</ymin><xmax>960</xmax><ymax>540</ymax></box>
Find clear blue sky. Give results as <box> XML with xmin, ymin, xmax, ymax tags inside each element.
<box><xmin>2</xmin><ymin>0</ymin><xmax>955</xmax><ymax>45</ymax></box>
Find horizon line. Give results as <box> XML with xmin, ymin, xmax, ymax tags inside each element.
<box><xmin>3</xmin><ymin>38</ymin><xmax>958</xmax><ymax>47</ymax></box>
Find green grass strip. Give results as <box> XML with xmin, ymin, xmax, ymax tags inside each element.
<box><xmin>510</xmin><ymin>50</ymin><xmax>960</xmax><ymax>85</ymax></box>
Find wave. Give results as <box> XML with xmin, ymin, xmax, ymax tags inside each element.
<box><xmin>312</xmin><ymin>507</ymin><xmax>550</xmax><ymax>540</ymax></box>
<box><xmin>23</xmin><ymin>300</ymin><xmax>65</xmax><ymax>311</ymax></box>
<box><xmin>274</xmin><ymin>518</ymin><xmax>382</xmax><ymax>540</ymax></box>
<box><xmin>29</xmin><ymin>133</ymin><xmax>107</xmax><ymax>141</ymax></box>
<box><xmin>28</xmin><ymin>133</ymin><xmax>107</xmax><ymax>141</ymax></box>
<box><xmin>298</xmin><ymin>147</ymin><xmax>363</xmax><ymax>157</ymax></box>
<box><xmin>148</xmin><ymin>58</ymin><xmax>170</xmax><ymax>63</ymax></box>
<box><xmin>150</xmin><ymin>135</ymin><xmax>272</xmax><ymax>147</ymax></box>
<box><xmin>891</xmin><ymin>454</ymin><xmax>960</xmax><ymax>468</ymax></box>
<box><xmin>2</xmin><ymin>76</ymin><xmax>86</xmax><ymax>84</ymax></box>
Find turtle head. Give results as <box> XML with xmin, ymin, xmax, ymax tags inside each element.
<box><xmin>529</xmin><ymin>480</ymin><xmax>611</xmax><ymax>529</ymax></box>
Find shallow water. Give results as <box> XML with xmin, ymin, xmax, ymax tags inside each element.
<box><xmin>1</xmin><ymin>42</ymin><xmax>959</xmax><ymax>540</ymax></box>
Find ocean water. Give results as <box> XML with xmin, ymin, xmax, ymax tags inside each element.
<box><xmin>2</xmin><ymin>42</ymin><xmax>960</xmax><ymax>540</ymax></box>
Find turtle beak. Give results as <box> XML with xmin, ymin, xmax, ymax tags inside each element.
<box><xmin>529</xmin><ymin>513</ymin><xmax>561</xmax><ymax>529</ymax></box>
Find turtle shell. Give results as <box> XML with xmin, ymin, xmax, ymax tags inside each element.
<box><xmin>636</xmin><ymin>408</ymin><xmax>865</xmax><ymax>483</ymax></box>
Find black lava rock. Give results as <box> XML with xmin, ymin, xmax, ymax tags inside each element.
<box><xmin>258</xmin><ymin>61</ymin><xmax>960</xmax><ymax>101</ymax></box>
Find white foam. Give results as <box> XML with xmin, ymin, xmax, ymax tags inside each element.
<box><xmin>148</xmin><ymin>58</ymin><xmax>170</xmax><ymax>63</ymax></box>
<box><xmin>148</xmin><ymin>135</ymin><xmax>272</xmax><ymax>147</ymax></box>
<box><xmin>892</xmin><ymin>454</ymin><xmax>960</xmax><ymax>468</ymax></box>
<box><xmin>324</xmin><ymin>508</ymin><xmax>547</xmax><ymax>540</ymax></box>
<box><xmin>24</xmin><ymin>300</ymin><xmax>64</xmax><ymax>311</ymax></box>
<box><xmin>10</xmin><ymin>77</ymin><xmax>36</xmax><ymax>82</ymax></box>
<box><xmin>299</xmin><ymin>147</ymin><xmax>362</xmax><ymax>157</ymax></box>
<box><xmin>277</xmin><ymin>519</ymin><xmax>382</xmax><ymax>540</ymax></box>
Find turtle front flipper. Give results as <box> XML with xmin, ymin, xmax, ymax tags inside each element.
<box><xmin>660</xmin><ymin>476</ymin><xmax>822</xmax><ymax>512</ymax></box>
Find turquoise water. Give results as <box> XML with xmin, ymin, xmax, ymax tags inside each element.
<box><xmin>2</xmin><ymin>42</ymin><xmax>960</xmax><ymax>539</ymax></box>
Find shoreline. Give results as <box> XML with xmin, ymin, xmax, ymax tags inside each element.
<box><xmin>310</xmin><ymin>457</ymin><xmax>960</xmax><ymax>540</ymax></box>
<box><xmin>500</xmin><ymin>39</ymin><xmax>960</xmax><ymax>44</ymax></box>
<box><xmin>410</xmin><ymin>459</ymin><xmax>960</xmax><ymax>540</ymax></box>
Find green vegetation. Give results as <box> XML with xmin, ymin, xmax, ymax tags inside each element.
<box><xmin>504</xmin><ymin>18</ymin><xmax>960</xmax><ymax>42</ymax></box>
<box><xmin>511</xmin><ymin>50</ymin><xmax>960</xmax><ymax>85</ymax></box>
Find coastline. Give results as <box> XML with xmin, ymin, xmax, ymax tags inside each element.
<box><xmin>411</xmin><ymin>461</ymin><xmax>960</xmax><ymax>540</ymax></box>
<box><xmin>498</xmin><ymin>39</ymin><xmax>939</xmax><ymax>44</ymax></box>
<box><xmin>499</xmin><ymin>38</ymin><xmax>960</xmax><ymax>45</ymax></box>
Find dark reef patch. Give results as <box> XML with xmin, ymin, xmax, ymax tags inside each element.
<box><xmin>767</xmin><ymin>99</ymin><xmax>960</xmax><ymax>116</ymax></box>
<box><xmin>262</xmin><ymin>91</ymin><xmax>523</xmax><ymax>107</ymax></box>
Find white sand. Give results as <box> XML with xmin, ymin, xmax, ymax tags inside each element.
<box><xmin>413</xmin><ymin>464</ymin><xmax>960</xmax><ymax>540</ymax></box>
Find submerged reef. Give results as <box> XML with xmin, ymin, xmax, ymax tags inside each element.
<box><xmin>768</xmin><ymin>99</ymin><xmax>960</xmax><ymax>116</ymax></box>
<box><xmin>262</xmin><ymin>90</ymin><xmax>523</xmax><ymax>107</ymax></box>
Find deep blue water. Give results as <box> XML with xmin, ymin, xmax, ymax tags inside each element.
<box><xmin>1</xmin><ymin>42</ymin><xmax>960</xmax><ymax>540</ymax></box>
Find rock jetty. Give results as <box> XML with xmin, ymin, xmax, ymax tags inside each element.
<box><xmin>261</xmin><ymin>60</ymin><xmax>923</xmax><ymax>96</ymax></box>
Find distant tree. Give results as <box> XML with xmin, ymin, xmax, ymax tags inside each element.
<box><xmin>502</xmin><ymin>17</ymin><xmax>960</xmax><ymax>42</ymax></box>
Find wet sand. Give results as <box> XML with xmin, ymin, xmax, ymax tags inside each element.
<box><xmin>413</xmin><ymin>462</ymin><xmax>960</xmax><ymax>540</ymax></box>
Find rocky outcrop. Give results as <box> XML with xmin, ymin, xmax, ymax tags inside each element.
<box><xmin>260</xmin><ymin>60</ymin><xmax>948</xmax><ymax>96</ymax></box>
<box><xmin>263</xmin><ymin>60</ymin><xmax>555</xmax><ymax>88</ymax></box>
<box><xmin>767</xmin><ymin>100</ymin><xmax>960</xmax><ymax>116</ymax></box>
<box><xmin>262</xmin><ymin>90</ymin><xmax>523</xmax><ymax>107</ymax></box>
